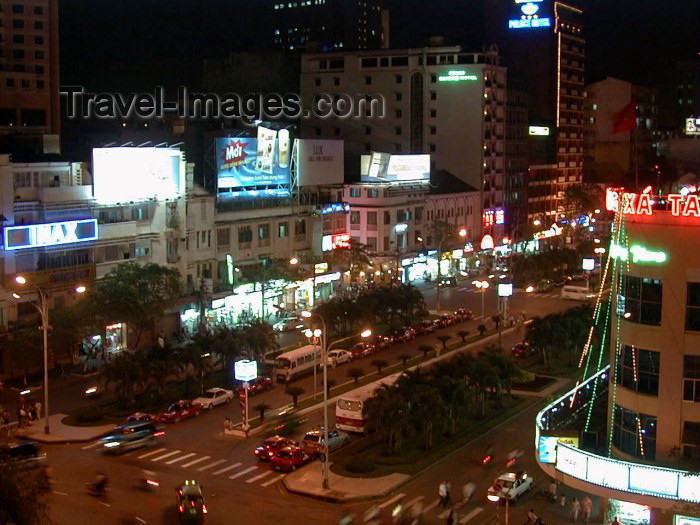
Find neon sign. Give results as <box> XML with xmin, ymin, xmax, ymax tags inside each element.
<box><xmin>606</xmin><ymin>190</ymin><xmax>700</xmax><ymax>217</ymax></box>
<box><xmin>533</xmin><ymin>224</ymin><xmax>562</xmax><ymax>240</ymax></box>
<box><xmin>529</xmin><ymin>126</ymin><xmax>550</xmax><ymax>136</ymax></box>
<box><xmin>480</xmin><ymin>234</ymin><xmax>495</xmax><ymax>250</ymax></box>
<box><xmin>509</xmin><ymin>0</ymin><xmax>551</xmax><ymax>30</ymax></box>
<box><xmin>321</xmin><ymin>233</ymin><xmax>350</xmax><ymax>252</ymax></box>
<box><xmin>4</xmin><ymin>219</ymin><xmax>99</xmax><ymax>251</ymax></box>
<box><xmin>321</xmin><ymin>202</ymin><xmax>350</xmax><ymax>215</ymax></box>
<box><xmin>610</xmin><ymin>243</ymin><xmax>667</xmax><ymax>264</ymax></box>
<box><xmin>438</xmin><ymin>70</ymin><xmax>478</xmax><ymax>82</ymax></box>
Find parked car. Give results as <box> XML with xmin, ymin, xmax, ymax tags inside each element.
<box><xmin>125</xmin><ymin>412</ymin><xmax>157</xmax><ymax>424</ymax></box>
<box><xmin>158</xmin><ymin>401</ymin><xmax>203</xmax><ymax>423</ymax></box>
<box><xmin>437</xmin><ymin>314</ymin><xmax>457</xmax><ymax>327</ymax></box>
<box><xmin>371</xmin><ymin>335</ymin><xmax>392</xmax><ymax>351</ymax></box>
<box><xmin>176</xmin><ymin>480</ymin><xmax>208</xmax><ymax>523</ymax></box>
<box><xmin>237</xmin><ymin>377</ymin><xmax>274</xmax><ymax>398</ymax></box>
<box><xmin>270</xmin><ymin>445</ymin><xmax>313</xmax><ymax>472</ymax></box>
<box><xmin>350</xmin><ymin>342</ymin><xmax>375</xmax><ymax>359</ymax></box>
<box><xmin>302</xmin><ymin>428</ymin><xmax>350</xmax><ymax>456</ymax></box>
<box><xmin>454</xmin><ymin>308</ymin><xmax>473</xmax><ymax>321</ymax></box>
<box><xmin>553</xmin><ymin>275</ymin><xmax>571</xmax><ymax>287</ymax></box>
<box><xmin>254</xmin><ymin>436</ymin><xmax>298</xmax><ymax>461</ymax></box>
<box><xmin>416</xmin><ymin>320</ymin><xmax>436</xmax><ymax>335</ymax></box>
<box><xmin>100</xmin><ymin>421</ymin><xmax>165</xmax><ymax>454</ymax></box>
<box><xmin>438</xmin><ymin>275</ymin><xmax>457</xmax><ymax>287</ymax></box>
<box><xmin>325</xmin><ymin>349</ymin><xmax>352</xmax><ymax>367</ymax></box>
<box><xmin>192</xmin><ymin>387</ymin><xmax>234</xmax><ymax>410</ymax></box>
<box><xmin>272</xmin><ymin>316</ymin><xmax>307</xmax><ymax>332</ymax></box>
<box><xmin>536</xmin><ymin>279</ymin><xmax>555</xmax><ymax>293</ymax></box>
<box><xmin>511</xmin><ymin>342</ymin><xmax>535</xmax><ymax>358</ymax></box>
<box><xmin>391</xmin><ymin>327</ymin><xmax>416</xmax><ymax>342</ymax></box>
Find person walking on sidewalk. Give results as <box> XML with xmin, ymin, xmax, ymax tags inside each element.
<box><xmin>439</xmin><ymin>481</ymin><xmax>448</xmax><ymax>507</ymax></box>
<box><xmin>35</xmin><ymin>401</ymin><xmax>42</xmax><ymax>421</ymax></box>
<box><xmin>571</xmin><ymin>497</ymin><xmax>580</xmax><ymax>522</ymax></box>
<box><xmin>548</xmin><ymin>479</ymin><xmax>557</xmax><ymax>502</ymax></box>
<box><xmin>462</xmin><ymin>481</ymin><xmax>476</xmax><ymax>504</ymax></box>
<box><xmin>581</xmin><ymin>496</ymin><xmax>593</xmax><ymax>524</ymax></box>
<box><xmin>445</xmin><ymin>481</ymin><xmax>453</xmax><ymax>507</ymax></box>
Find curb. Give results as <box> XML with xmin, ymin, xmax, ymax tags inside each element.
<box><xmin>14</xmin><ymin>429</ymin><xmax>114</xmax><ymax>444</ymax></box>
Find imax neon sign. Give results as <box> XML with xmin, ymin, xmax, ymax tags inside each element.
<box><xmin>4</xmin><ymin>219</ymin><xmax>99</xmax><ymax>251</ymax></box>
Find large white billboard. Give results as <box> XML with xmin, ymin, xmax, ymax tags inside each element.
<box><xmin>296</xmin><ymin>139</ymin><xmax>344</xmax><ymax>186</ymax></box>
<box><xmin>360</xmin><ymin>153</ymin><xmax>430</xmax><ymax>182</ymax></box>
<box><xmin>92</xmin><ymin>147</ymin><xmax>185</xmax><ymax>204</ymax></box>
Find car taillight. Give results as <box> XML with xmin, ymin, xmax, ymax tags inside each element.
<box><xmin>146</xmin><ymin>479</ymin><xmax>159</xmax><ymax>486</ymax></box>
<box><xmin>268</xmin><ymin>451</ymin><xmax>274</xmax><ymax>456</ymax></box>
<box><xmin>178</xmin><ymin>505</ymin><xmax>184</xmax><ymax>513</ymax></box>
<box><xmin>202</xmin><ymin>504</ymin><xmax>208</xmax><ymax>514</ymax></box>
<box><xmin>154</xmin><ymin>431</ymin><xmax>165</xmax><ymax>437</ymax></box>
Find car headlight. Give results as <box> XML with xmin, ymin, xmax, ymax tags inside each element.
<box><xmin>104</xmin><ymin>441</ymin><xmax>120</xmax><ymax>448</ymax></box>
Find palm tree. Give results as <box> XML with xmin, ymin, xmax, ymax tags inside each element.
<box><xmin>144</xmin><ymin>345</ymin><xmax>181</xmax><ymax>401</ymax></box>
<box><xmin>330</xmin><ymin>239</ymin><xmax>372</xmax><ymax>282</ymax></box>
<box><xmin>457</xmin><ymin>330</ymin><xmax>470</xmax><ymax>342</ymax></box>
<box><xmin>477</xmin><ymin>324</ymin><xmax>487</xmax><ymax>336</ymax></box>
<box><xmin>286</xmin><ymin>386</ymin><xmax>305</xmax><ymax>407</ymax></box>
<box><xmin>208</xmin><ymin>326</ymin><xmax>243</xmax><ymax>382</ymax></box>
<box><xmin>239</xmin><ymin>318</ymin><xmax>280</xmax><ymax>362</ymax></box>
<box><xmin>470</xmin><ymin>355</ymin><xmax>500</xmax><ymax>418</ymax></box>
<box><xmin>398</xmin><ymin>353</ymin><xmax>412</xmax><ymax>367</ymax></box>
<box><xmin>0</xmin><ymin>464</ymin><xmax>51</xmax><ymax>525</ymax></box>
<box><xmin>177</xmin><ymin>343</ymin><xmax>214</xmax><ymax>396</ymax></box>
<box><xmin>410</xmin><ymin>385</ymin><xmax>446</xmax><ymax>450</ymax></box>
<box><xmin>363</xmin><ymin>384</ymin><xmax>409</xmax><ymax>455</ymax></box>
<box><xmin>254</xmin><ymin>402</ymin><xmax>271</xmax><ymax>420</ymax></box>
<box><xmin>436</xmin><ymin>335</ymin><xmax>452</xmax><ymax>351</ymax></box>
<box><xmin>371</xmin><ymin>359</ymin><xmax>389</xmax><ymax>374</ymax></box>
<box><xmin>396</xmin><ymin>284</ymin><xmax>426</xmax><ymax>326</ymax></box>
<box><xmin>482</xmin><ymin>345</ymin><xmax>520</xmax><ymax>404</ymax></box>
<box><xmin>419</xmin><ymin>344</ymin><xmax>434</xmax><ymax>359</ymax></box>
<box><xmin>347</xmin><ymin>367</ymin><xmax>364</xmax><ymax>385</ymax></box>
<box><xmin>435</xmin><ymin>375</ymin><xmax>471</xmax><ymax>435</ymax></box>
<box><xmin>99</xmin><ymin>352</ymin><xmax>146</xmax><ymax>407</ymax></box>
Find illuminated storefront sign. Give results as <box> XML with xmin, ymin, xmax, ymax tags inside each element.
<box><xmin>676</xmin><ymin>517</ymin><xmax>700</xmax><ymax>525</ymax></box>
<box><xmin>321</xmin><ymin>202</ymin><xmax>350</xmax><ymax>214</ymax></box>
<box><xmin>480</xmin><ymin>235</ymin><xmax>495</xmax><ymax>250</ymax></box>
<box><xmin>582</xmin><ymin>258</ymin><xmax>595</xmax><ymax>271</ymax></box>
<box><xmin>314</xmin><ymin>262</ymin><xmax>329</xmax><ymax>274</ymax></box>
<box><xmin>509</xmin><ymin>0</ymin><xmax>551</xmax><ymax>29</ymax></box>
<box><xmin>234</xmin><ymin>359</ymin><xmax>258</xmax><ymax>382</ymax></box>
<box><xmin>5</xmin><ymin>219</ymin><xmax>98</xmax><ymax>251</ymax></box>
<box><xmin>610</xmin><ymin>243</ymin><xmax>667</xmax><ymax>264</ymax></box>
<box><xmin>464</xmin><ymin>242</ymin><xmax>474</xmax><ymax>253</ymax></box>
<box><xmin>483</xmin><ymin>208</ymin><xmax>505</xmax><ymax>228</ymax></box>
<box><xmin>498</xmin><ymin>283</ymin><xmax>513</xmax><ymax>297</ymax></box>
<box><xmin>322</xmin><ymin>233</ymin><xmax>350</xmax><ymax>252</ymax></box>
<box><xmin>226</xmin><ymin>254</ymin><xmax>235</xmax><ymax>285</ymax></box>
<box><xmin>438</xmin><ymin>70</ymin><xmax>478</xmax><ymax>82</ymax></box>
<box><xmin>528</xmin><ymin>126</ymin><xmax>550</xmax><ymax>136</ymax></box>
<box><xmin>538</xmin><ymin>435</ymin><xmax>580</xmax><ymax>464</ymax></box>
<box><xmin>533</xmin><ymin>224</ymin><xmax>562</xmax><ymax>240</ymax></box>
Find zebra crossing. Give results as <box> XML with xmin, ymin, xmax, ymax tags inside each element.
<box><xmin>79</xmin><ymin>442</ymin><xmax>287</xmax><ymax>489</ymax></box>
<box><xmin>370</xmin><ymin>494</ymin><xmax>484</xmax><ymax>524</ymax></box>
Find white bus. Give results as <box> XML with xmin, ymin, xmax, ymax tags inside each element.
<box><xmin>335</xmin><ymin>372</ymin><xmax>403</xmax><ymax>433</ymax></box>
<box><xmin>273</xmin><ymin>345</ymin><xmax>321</xmax><ymax>383</ymax></box>
<box><xmin>561</xmin><ymin>284</ymin><xmax>596</xmax><ymax>301</ymax></box>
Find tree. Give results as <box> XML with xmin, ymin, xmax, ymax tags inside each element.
<box><xmin>254</xmin><ymin>402</ymin><xmax>270</xmax><ymax>421</ymax></box>
<box><xmin>563</xmin><ymin>183</ymin><xmax>604</xmax><ymax>217</ymax></box>
<box><xmin>0</xmin><ymin>464</ymin><xmax>51</xmax><ymax>525</ymax></box>
<box><xmin>477</xmin><ymin>324</ymin><xmax>487</xmax><ymax>336</ymax></box>
<box><xmin>143</xmin><ymin>345</ymin><xmax>181</xmax><ymax>401</ymax></box>
<box><xmin>286</xmin><ymin>386</ymin><xmax>305</xmax><ymax>407</ymax></box>
<box><xmin>363</xmin><ymin>384</ymin><xmax>409</xmax><ymax>455</ymax></box>
<box><xmin>329</xmin><ymin>239</ymin><xmax>372</xmax><ymax>282</ymax></box>
<box><xmin>84</xmin><ymin>262</ymin><xmax>181</xmax><ymax>348</ymax></box>
<box><xmin>410</xmin><ymin>385</ymin><xmax>445</xmax><ymax>450</ymax></box>
<box><xmin>99</xmin><ymin>351</ymin><xmax>146</xmax><ymax>407</ymax></box>
<box><xmin>371</xmin><ymin>359</ymin><xmax>389</xmax><ymax>374</ymax></box>
<box><xmin>435</xmin><ymin>375</ymin><xmax>471</xmax><ymax>435</ymax></box>
<box><xmin>470</xmin><ymin>355</ymin><xmax>500</xmax><ymax>418</ymax></box>
<box><xmin>238</xmin><ymin>319</ymin><xmax>280</xmax><ymax>361</ymax></box>
<box><xmin>457</xmin><ymin>330</ymin><xmax>470</xmax><ymax>343</ymax></box>
<box><xmin>0</xmin><ymin>322</ymin><xmax>42</xmax><ymax>385</ymax></box>
<box><xmin>177</xmin><ymin>343</ymin><xmax>213</xmax><ymax>396</ymax></box>
<box><xmin>419</xmin><ymin>344</ymin><xmax>433</xmax><ymax>359</ymax></box>
<box><xmin>347</xmin><ymin>367</ymin><xmax>364</xmax><ymax>385</ymax></box>
<box><xmin>436</xmin><ymin>335</ymin><xmax>452</xmax><ymax>351</ymax></box>
<box><xmin>398</xmin><ymin>353</ymin><xmax>412</xmax><ymax>367</ymax></box>
<box><xmin>395</xmin><ymin>284</ymin><xmax>426</xmax><ymax>326</ymax></box>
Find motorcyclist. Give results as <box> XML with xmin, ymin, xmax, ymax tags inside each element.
<box><xmin>93</xmin><ymin>472</ymin><xmax>108</xmax><ymax>492</ymax></box>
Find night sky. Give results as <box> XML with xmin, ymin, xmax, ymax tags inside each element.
<box><xmin>59</xmin><ymin>0</ymin><xmax>698</xmax><ymax>94</ymax></box>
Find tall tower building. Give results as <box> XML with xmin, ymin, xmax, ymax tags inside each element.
<box><xmin>0</xmin><ymin>0</ymin><xmax>61</xmax><ymax>153</ymax></box>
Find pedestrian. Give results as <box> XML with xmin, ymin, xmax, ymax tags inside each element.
<box><xmin>439</xmin><ymin>481</ymin><xmax>448</xmax><ymax>507</ymax></box>
<box><xmin>571</xmin><ymin>497</ymin><xmax>580</xmax><ymax>522</ymax></box>
<box><xmin>560</xmin><ymin>494</ymin><xmax>567</xmax><ymax>509</ymax></box>
<box><xmin>527</xmin><ymin>509</ymin><xmax>538</xmax><ymax>525</ymax></box>
<box><xmin>611</xmin><ymin>517</ymin><xmax>620</xmax><ymax>525</ymax></box>
<box><xmin>30</xmin><ymin>402</ymin><xmax>37</xmax><ymax>422</ymax></box>
<box><xmin>582</xmin><ymin>496</ymin><xmax>593</xmax><ymax>524</ymax></box>
<box><xmin>2</xmin><ymin>408</ymin><xmax>10</xmax><ymax>425</ymax></box>
<box><xmin>462</xmin><ymin>481</ymin><xmax>476</xmax><ymax>503</ymax></box>
<box><xmin>17</xmin><ymin>407</ymin><xmax>25</xmax><ymax>428</ymax></box>
<box><xmin>445</xmin><ymin>481</ymin><xmax>452</xmax><ymax>506</ymax></box>
<box><xmin>35</xmin><ymin>401</ymin><xmax>41</xmax><ymax>421</ymax></box>
<box><xmin>548</xmin><ymin>479</ymin><xmax>557</xmax><ymax>502</ymax></box>
<box><xmin>445</xmin><ymin>508</ymin><xmax>457</xmax><ymax>525</ymax></box>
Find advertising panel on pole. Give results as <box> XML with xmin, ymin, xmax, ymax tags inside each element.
<box><xmin>234</xmin><ymin>359</ymin><xmax>258</xmax><ymax>382</ymax></box>
<box><xmin>216</xmin><ymin>136</ymin><xmax>291</xmax><ymax>199</ymax></box>
<box><xmin>92</xmin><ymin>147</ymin><xmax>184</xmax><ymax>204</ymax></box>
<box><xmin>360</xmin><ymin>153</ymin><xmax>430</xmax><ymax>183</ymax></box>
<box><xmin>297</xmin><ymin>139</ymin><xmax>344</xmax><ymax>186</ymax></box>
<box><xmin>582</xmin><ymin>258</ymin><xmax>595</xmax><ymax>271</ymax></box>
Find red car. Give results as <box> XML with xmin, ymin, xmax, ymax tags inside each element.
<box><xmin>254</xmin><ymin>436</ymin><xmax>298</xmax><ymax>461</ymax></box>
<box><xmin>157</xmin><ymin>400</ymin><xmax>203</xmax><ymax>423</ymax></box>
<box><xmin>511</xmin><ymin>343</ymin><xmax>535</xmax><ymax>358</ymax></box>
<box><xmin>238</xmin><ymin>377</ymin><xmax>274</xmax><ymax>399</ymax></box>
<box><xmin>371</xmin><ymin>335</ymin><xmax>392</xmax><ymax>351</ymax></box>
<box><xmin>416</xmin><ymin>320</ymin><xmax>436</xmax><ymax>335</ymax></box>
<box><xmin>455</xmin><ymin>308</ymin><xmax>473</xmax><ymax>321</ymax></box>
<box><xmin>270</xmin><ymin>445</ymin><xmax>313</xmax><ymax>472</ymax></box>
<box><xmin>350</xmin><ymin>342</ymin><xmax>375</xmax><ymax>359</ymax></box>
<box><xmin>124</xmin><ymin>412</ymin><xmax>156</xmax><ymax>424</ymax></box>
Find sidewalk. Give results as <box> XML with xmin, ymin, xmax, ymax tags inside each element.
<box><xmin>14</xmin><ymin>413</ymin><xmax>114</xmax><ymax>444</ymax></box>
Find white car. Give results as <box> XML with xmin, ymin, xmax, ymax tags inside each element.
<box><xmin>487</xmin><ymin>472</ymin><xmax>533</xmax><ymax>503</ymax></box>
<box><xmin>325</xmin><ymin>350</ymin><xmax>352</xmax><ymax>368</ymax></box>
<box><xmin>273</xmin><ymin>317</ymin><xmax>307</xmax><ymax>332</ymax></box>
<box><xmin>192</xmin><ymin>388</ymin><xmax>234</xmax><ymax>410</ymax></box>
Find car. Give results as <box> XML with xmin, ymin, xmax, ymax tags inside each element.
<box><xmin>536</xmin><ymin>279</ymin><xmax>555</xmax><ymax>293</ymax></box>
<box><xmin>325</xmin><ymin>349</ymin><xmax>352</xmax><ymax>367</ymax></box>
<box><xmin>511</xmin><ymin>342</ymin><xmax>535</xmax><ymax>358</ymax></box>
<box><xmin>125</xmin><ymin>412</ymin><xmax>157</xmax><ymax>424</ymax></box>
<box><xmin>237</xmin><ymin>376</ymin><xmax>274</xmax><ymax>398</ymax></box>
<box><xmin>416</xmin><ymin>320</ymin><xmax>436</xmax><ymax>335</ymax></box>
<box><xmin>192</xmin><ymin>387</ymin><xmax>234</xmax><ymax>410</ymax></box>
<box><xmin>553</xmin><ymin>275</ymin><xmax>571</xmax><ymax>287</ymax></box>
<box><xmin>0</xmin><ymin>441</ymin><xmax>47</xmax><ymax>469</ymax></box>
<box><xmin>272</xmin><ymin>316</ymin><xmax>307</xmax><ymax>332</ymax></box>
<box><xmin>100</xmin><ymin>421</ymin><xmax>165</xmax><ymax>454</ymax></box>
<box><xmin>487</xmin><ymin>471</ymin><xmax>533</xmax><ymax>503</ymax></box>
<box><xmin>254</xmin><ymin>435</ymin><xmax>298</xmax><ymax>461</ymax></box>
<box><xmin>157</xmin><ymin>401</ymin><xmax>203</xmax><ymax>423</ymax></box>
<box><xmin>371</xmin><ymin>335</ymin><xmax>392</xmax><ymax>351</ymax></box>
<box><xmin>350</xmin><ymin>342</ymin><xmax>375</xmax><ymax>359</ymax></box>
<box><xmin>302</xmin><ymin>428</ymin><xmax>350</xmax><ymax>456</ymax></box>
<box><xmin>438</xmin><ymin>275</ymin><xmax>457</xmax><ymax>287</ymax></box>
<box><xmin>391</xmin><ymin>327</ymin><xmax>416</xmax><ymax>342</ymax></box>
<box><xmin>438</xmin><ymin>314</ymin><xmax>457</xmax><ymax>327</ymax></box>
<box><xmin>454</xmin><ymin>308</ymin><xmax>473</xmax><ymax>321</ymax></box>
<box><xmin>176</xmin><ymin>480</ymin><xmax>208</xmax><ymax>523</ymax></box>
<box><xmin>270</xmin><ymin>445</ymin><xmax>313</xmax><ymax>472</ymax></box>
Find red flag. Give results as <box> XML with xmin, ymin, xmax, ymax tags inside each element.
<box><xmin>612</xmin><ymin>101</ymin><xmax>637</xmax><ymax>134</ymax></box>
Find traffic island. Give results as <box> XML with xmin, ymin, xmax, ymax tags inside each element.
<box><xmin>14</xmin><ymin>413</ymin><xmax>115</xmax><ymax>444</ymax></box>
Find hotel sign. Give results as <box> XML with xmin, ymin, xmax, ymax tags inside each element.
<box><xmin>509</xmin><ymin>0</ymin><xmax>551</xmax><ymax>29</ymax></box>
<box><xmin>4</xmin><ymin>219</ymin><xmax>99</xmax><ymax>251</ymax></box>
<box><xmin>606</xmin><ymin>190</ymin><xmax>700</xmax><ymax>217</ymax></box>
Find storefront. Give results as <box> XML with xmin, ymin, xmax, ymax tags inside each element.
<box><xmin>81</xmin><ymin>322</ymin><xmax>129</xmax><ymax>360</ymax></box>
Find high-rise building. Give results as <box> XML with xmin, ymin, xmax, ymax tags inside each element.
<box><xmin>505</xmin><ymin>85</ymin><xmax>528</xmax><ymax>240</ymax></box>
<box><xmin>300</xmin><ymin>45</ymin><xmax>507</xmax><ymax>237</ymax></box>
<box><xmin>270</xmin><ymin>0</ymin><xmax>384</xmax><ymax>52</ymax></box>
<box><xmin>0</xmin><ymin>0</ymin><xmax>61</xmax><ymax>153</ymax></box>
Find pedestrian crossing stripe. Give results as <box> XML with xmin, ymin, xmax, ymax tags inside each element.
<box><xmin>138</xmin><ymin>448</ymin><xmax>167</xmax><ymax>459</ymax></box>
<box><xmin>460</xmin><ymin>508</ymin><xmax>483</xmax><ymax>524</ymax></box>
<box><xmin>378</xmin><ymin>493</ymin><xmax>405</xmax><ymax>510</ymax></box>
<box><xmin>260</xmin><ymin>474</ymin><xmax>285</xmax><ymax>487</ymax></box>
<box><xmin>213</xmin><ymin>463</ymin><xmax>241</xmax><ymax>475</ymax></box>
<box><xmin>181</xmin><ymin>456</ymin><xmax>210</xmax><ymax>468</ymax></box>
<box><xmin>165</xmin><ymin>452</ymin><xmax>196</xmax><ymax>465</ymax></box>
<box><xmin>228</xmin><ymin>465</ymin><xmax>257</xmax><ymax>480</ymax></box>
<box><xmin>197</xmin><ymin>459</ymin><xmax>226</xmax><ymax>471</ymax></box>
<box><xmin>151</xmin><ymin>450</ymin><xmax>181</xmax><ymax>462</ymax></box>
<box><xmin>246</xmin><ymin>470</ymin><xmax>273</xmax><ymax>483</ymax></box>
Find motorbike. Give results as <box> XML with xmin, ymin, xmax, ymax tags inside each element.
<box><xmin>86</xmin><ymin>481</ymin><xmax>109</xmax><ymax>497</ymax></box>
<box><xmin>482</xmin><ymin>453</ymin><xmax>494</xmax><ymax>466</ymax></box>
<box><xmin>506</xmin><ymin>449</ymin><xmax>524</xmax><ymax>468</ymax></box>
<box><xmin>141</xmin><ymin>476</ymin><xmax>160</xmax><ymax>491</ymax></box>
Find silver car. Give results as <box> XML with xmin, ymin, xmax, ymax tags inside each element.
<box><xmin>325</xmin><ymin>349</ymin><xmax>352</xmax><ymax>367</ymax></box>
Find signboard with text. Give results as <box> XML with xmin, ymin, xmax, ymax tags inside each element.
<box><xmin>297</xmin><ymin>139</ymin><xmax>344</xmax><ymax>186</ymax></box>
<box><xmin>5</xmin><ymin>219</ymin><xmax>98</xmax><ymax>251</ymax></box>
<box><xmin>360</xmin><ymin>153</ymin><xmax>430</xmax><ymax>183</ymax></box>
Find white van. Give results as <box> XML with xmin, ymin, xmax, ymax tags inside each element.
<box><xmin>561</xmin><ymin>285</ymin><xmax>596</xmax><ymax>301</ymax></box>
<box><xmin>273</xmin><ymin>345</ymin><xmax>321</xmax><ymax>382</ymax></box>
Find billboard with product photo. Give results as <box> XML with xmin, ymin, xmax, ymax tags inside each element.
<box><xmin>297</xmin><ymin>139</ymin><xmax>344</xmax><ymax>186</ymax></box>
<box><xmin>360</xmin><ymin>153</ymin><xmax>430</xmax><ymax>183</ymax></box>
<box><xmin>216</xmin><ymin>135</ymin><xmax>291</xmax><ymax>198</ymax></box>
<box><xmin>92</xmin><ymin>147</ymin><xmax>185</xmax><ymax>205</ymax></box>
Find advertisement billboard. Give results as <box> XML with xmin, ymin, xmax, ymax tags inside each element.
<box><xmin>216</xmin><ymin>136</ymin><xmax>291</xmax><ymax>198</ymax></box>
<box><xmin>297</xmin><ymin>139</ymin><xmax>344</xmax><ymax>186</ymax></box>
<box><xmin>93</xmin><ymin>147</ymin><xmax>184</xmax><ymax>205</ymax></box>
<box><xmin>360</xmin><ymin>153</ymin><xmax>430</xmax><ymax>183</ymax></box>
<box><xmin>686</xmin><ymin>118</ymin><xmax>700</xmax><ymax>136</ymax></box>
<box><xmin>322</xmin><ymin>233</ymin><xmax>350</xmax><ymax>252</ymax></box>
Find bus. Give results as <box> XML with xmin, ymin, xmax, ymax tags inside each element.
<box><xmin>273</xmin><ymin>345</ymin><xmax>321</xmax><ymax>383</ymax></box>
<box><xmin>335</xmin><ymin>372</ymin><xmax>404</xmax><ymax>433</ymax></box>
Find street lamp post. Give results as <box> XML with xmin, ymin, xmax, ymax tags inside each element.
<box><xmin>473</xmin><ymin>280</ymin><xmax>490</xmax><ymax>321</ymax></box>
<box><xmin>13</xmin><ymin>277</ymin><xmax>85</xmax><ymax>434</ymax></box>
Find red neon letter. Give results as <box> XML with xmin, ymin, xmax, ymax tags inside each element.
<box><xmin>636</xmin><ymin>193</ymin><xmax>652</xmax><ymax>215</ymax></box>
<box><xmin>668</xmin><ymin>194</ymin><xmax>683</xmax><ymax>216</ymax></box>
<box><xmin>622</xmin><ymin>193</ymin><xmax>637</xmax><ymax>214</ymax></box>
<box><xmin>684</xmin><ymin>195</ymin><xmax>700</xmax><ymax>217</ymax></box>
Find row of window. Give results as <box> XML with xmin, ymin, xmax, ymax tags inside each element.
<box><xmin>5</xmin><ymin>78</ymin><xmax>45</xmax><ymax>89</ymax></box>
<box><xmin>214</xmin><ymin>220</ymin><xmax>308</xmax><ymax>248</ymax></box>
<box><xmin>5</xmin><ymin>19</ymin><xmax>45</xmax><ymax>30</ymax></box>
<box><xmin>4</xmin><ymin>49</ymin><xmax>45</xmax><ymax>60</ymax></box>
<box><xmin>618</xmin><ymin>277</ymin><xmax>700</xmax><ymax>332</ymax></box>
<box><xmin>10</xmin><ymin>4</ymin><xmax>45</xmax><ymax>15</ymax></box>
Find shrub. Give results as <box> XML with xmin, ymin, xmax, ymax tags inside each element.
<box><xmin>345</xmin><ymin>455</ymin><xmax>376</xmax><ymax>474</ymax></box>
<box><xmin>75</xmin><ymin>406</ymin><xmax>103</xmax><ymax>423</ymax></box>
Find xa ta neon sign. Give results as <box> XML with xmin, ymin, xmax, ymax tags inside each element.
<box><xmin>607</xmin><ymin>190</ymin><xmax>700</xmax><ymax>217</ymax></box>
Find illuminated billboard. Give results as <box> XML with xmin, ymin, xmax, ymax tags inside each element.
<box><xmin>438</xmin><ymin>70</ymin><xmax>478</xmax><ymax>82</ymax></box>
<box><xmin>529</xmin><ymin>126</ymin><xmax>550</xmax><ymax>136</ymax></box>
<box><xmin>322</xmin><ymin>233</ymin><xmax>350</xmax><ymax>252</ymax></box>
<box><xmin>509</xmin><ymin>0</ymin><xmax>551</xmax><ymax>29</ymax></box>
<box><xmin>686</xmin><ymin>118</ymin><xmax>700</xmax><ymax>135</ymax></box>
<box><xmin>296</xmin><ymin>139</ymin><xmax>344</xmax><ymax>186</ymax></box>
<box><xmin>360</xmin><ymin>154</ymin><xmax>430</xmax><ymax>183</ymax></box>
<box><xmin>5</xmin><ymin>219</ymin><xmax>98</xmax><ymax>251</ymax></box>
<box><xmin>93</xmin><ymin>147</ymin><xmax>184</xmax><ymax>205</ymax></box>
<box><xmin>216</xmin><ymin>136</ymin><xmax>291</xmax><ymax>198</ymax></box>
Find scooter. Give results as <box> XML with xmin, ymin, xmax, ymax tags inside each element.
<box><xmin>86</xmin><ymin>482</ymin><xmax>109</xmax><ymax>497</ymax></box>
<box><xmin>141</xmin><ymin>476</ymin><xmax>160</xmax><ymax>491</ymax></box>
<box><xmin>506</xmin><ymin>449</ymin><xmax>524</xmax><ymax>468</ymax></box>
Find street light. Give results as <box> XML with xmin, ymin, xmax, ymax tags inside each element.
<box><xmin>459</xmin><ymin>228</ymin><xmax>467</xmax><ymax>237</ymax></box>
<box><xmin>14</xmin><ymin>276</ymin><xmax>86</xmax><ymax>434</ymax></box>
<box><xmin>594</xmin><ymin>247</ymin><xmax>606</xmax><ymax>270</ymax></box>
<box><xmin>533</xmin><ymin>219</ymin><xmax>541</xmax><ymax>226</ymax></box>
<box><xmin>473</xmin><ymin>280</ymin><xmax>490</xmax><ymax>320</ymax></box>
<box><xmin>289</xmin><ymin>257</ymin><xmax>299</xmax><ymax>265</ymax></box>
